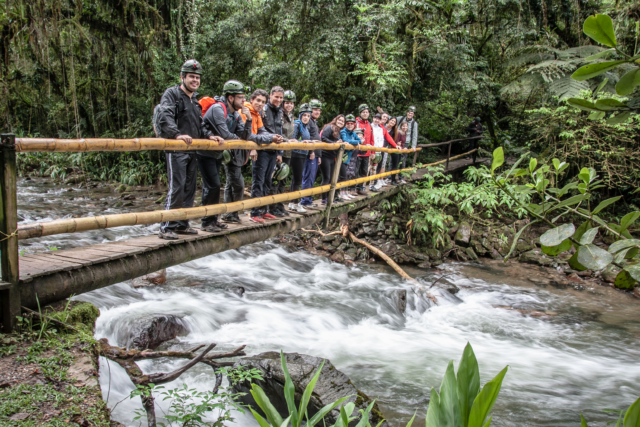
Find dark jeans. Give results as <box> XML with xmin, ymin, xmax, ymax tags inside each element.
<box><xmin>161</xmin><ymin>151</ymin><xmax>197</xmax><ymax>232</ymax></box>
<box><xmin>270</xmin><ymin>156</ymin><xmax>291</xmax><ymax>213</ymax></box>
<box><xmin>222</xmin><ymin>163</ymin><xmax>244</xmax><ymax>220</ymax></box>
<box><xmin>339</xmin><ymin>163</ymin><xmax>347</xmax><ymax>183</ymax></box>
<box><xmin>300</xmin><ymin>157</ymin><xmax>318</xmax><ymax>206</ymax></box>
<box><xmin>289</xmin><ymin>155</ymin><xmax>306</xmax><ymax>203</ymax></box>
<box><xmin>251</xmin><ymin>151</ymin><xmax>278</xmax><ymax>216</ymax></box>
<box><xmin>197</xmin><ymin>155</ymin><xmax>222</xmax><ymax>228</ymax></box>
<box><xmin>390</xmin><ymin>153</ymin><xmax>402</xmax><ymax>183</ymax></box>
<box><xmin>355</xmin><ymin>156</ymin><xmax>370</xmax><ymax>190</ymax></box>
<box><xmin>320</xmin><ymin>154</ymin><xmax>336</xmax><ymax>200</ymax></box>
<box><xmin>401</xmin><ymin>153</ymin><xmax>408</xmax><ymax>168</ymax></box>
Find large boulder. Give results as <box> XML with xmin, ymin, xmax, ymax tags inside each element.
<box><xmin>454</xmin><ymin>222</ymin><xmax>472</xmax><ymax>247</ymax></box>
<box><xmin>519</xmin><ymin>249</ymin><xmax>554</xmax><ymax>267</ymax></box>
<box><xmin>129</xmin><ymin>315</ymin><xmax>187</xmax><ymax>350</ymax></box>
<box><xmin>233</xmin><ymin>352</ymin><xmax>385</xmax><ymax>426</ymax></box>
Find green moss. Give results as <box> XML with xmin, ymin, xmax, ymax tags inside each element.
<box><xmin>48</xmin><ymin>302</ymin><xmax>100</xmax><ymax>333</ymax></box>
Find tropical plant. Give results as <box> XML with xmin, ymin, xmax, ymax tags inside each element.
<box><xmin>488</xmin><ymin>147</ymin><xmax>640</xmax><ymax>289</ymax></box>
<box><xmin>581</xmin><ymin>396</ymin><xmax>640</xmax><ymax>427</ymax></box>
<box><xmin>425</xmin><ymin>342</ymin><xmax>508</xmax><ymax>427</ymax></box>
<box><xmin>567</xmin><ymin>14</ymin><xmax>640</xmax><ymax>123</ymax></box>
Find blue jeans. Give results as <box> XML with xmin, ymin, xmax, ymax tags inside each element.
<box><xmin>251</xmin><ymin>151</ymin><xmax>278</xmax><ymax>216</ymax></box>
<box><xmin>300</xmin><ymin>157</ymin><xmax>318</xmax><ymax>206</ymax></box>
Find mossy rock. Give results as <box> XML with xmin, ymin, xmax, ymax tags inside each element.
<box><xmin>48</xmin><ymin>302</ymin><xmax>100</xmax><ymax>333</ymax></box>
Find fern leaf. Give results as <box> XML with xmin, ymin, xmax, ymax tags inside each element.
<box><xmin>548</xmin><ymin>77</ymin><xmax>590</xmax><ymax>100</ymax></box>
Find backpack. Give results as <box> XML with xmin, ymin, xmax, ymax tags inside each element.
<box><xmin>152</xmin><ymin>90</ymin><xmax>185</xmax><ymax>137</ymax></box>
<box><xmin>199</xmin><ymin>96</ymin><xmax>227</xmax><ymax>118</ymax></box>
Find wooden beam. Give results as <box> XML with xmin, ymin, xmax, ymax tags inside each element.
<box><xmin>323</xmin><ymin>146</ymin><xmax>345</xmax><ymax>229</ymax></box>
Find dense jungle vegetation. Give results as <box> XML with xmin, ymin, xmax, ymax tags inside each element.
<box><xmin>2</xmin><ymin>0</ymin><xmax>639</xmax><ymax>189</ymax></box>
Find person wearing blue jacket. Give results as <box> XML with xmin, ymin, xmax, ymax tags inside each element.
<box><xmin>340</xmin><ymin>114</ymin><xmax>363</xmax><ymax>199</ymax></box>
<box><xmin>288</xmin><ymin>104</ymin><xmax>313</xmax><ymax>212</ymax></box>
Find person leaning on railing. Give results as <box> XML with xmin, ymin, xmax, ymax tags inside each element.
<box><xmin>300</xmin><ymin>99</ymin><xmax>323</xmax><ymax>207</ymax></box>
<box><xmin>355</xmin><ymin>104</ymin><xmax>373</xmax><ymax>196</ymax></box>
<box><xmin>271</xmin><ymin>90</ymin><xmax>297</xmax><ymax>216</ymax></box>
<box><xmin>319</xmin><ymin>114</ymin><xmax>346</xmax><ymax>205</ymax></box>
<box><xmin>200</xmin><ymin>80</ymin><xmax>251</xmax><ymax>228</ymax></box>
<box><xmin>396</xmin><ymin>106</ymin><xmax>418</xmax><ymax>168</ymax></box>
<box><xmin>155</xmin><ymin>59</ymin><xmax>224</xmax><ymax>241</ymax></box>
<box><xmin>288</xmin><ymin>103</ymin><xmax>313</xmax><ymax>213</ymax></box>
<box><xmin>339</xmin><ymin>114</ymin><xmax>362</xmax><ymax>200</ymax></box>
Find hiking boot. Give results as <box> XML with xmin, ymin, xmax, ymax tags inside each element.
<box><xmin>222</xmin><ymin>214</ymin><xmax>241</xmax><ymax>223</ymax></box>
<box><xmin>175</xmin><ymin>227</ymin><xmax>198</xmax><ymax>235</ymax></box>
<box><xmin>202</xmin><ymin>224</ymin><xmax>222</xmax><ymax>232</ymax></box>
<box><xmin>250</xmin><ymin>216</ymin><xmax>265</xmax><ymax>224</ymax></box>
<box><xmin>159</xmin><ymin>229</ymin><xmax>179</xmax><ymax>240</ymax></box>
<box><xmin>270</xmin><ymin>210</ymin><xmax>285</xmax><ymax>217</ymax></box>
<box><xmin>262</xmin><ymin>213</ymin><xmax>277</xmax><ymax>220</ymax></box>
<box><xmin>212</xmin><ymin>221</ymin><xmax>228</xmax><ymax>229</ymax></box>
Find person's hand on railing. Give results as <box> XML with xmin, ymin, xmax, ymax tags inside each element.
<box><xmin>210</xmin><ymin>136</ymin><xmax>224</xmax><ymax>145</ymax></box>
<box><xmin>177</xmin><ymin>135</ymin><xmax>193</xmax><ymax>145</ymax></box>
<box><xmin>272</xmin><ymin>135</ymin><xmax>284</xmax><ymax>144</ymax></box>
<box><xmin>250</xmin><ymin>150</ymin><xmax>258</xmax><ymax>162</ymax></box>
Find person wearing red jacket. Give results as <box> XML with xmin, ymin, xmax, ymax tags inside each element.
<box><xmin>355</xmin><ymin>104</ymin><xmax>373</xmax><ymax>195</ymax></box>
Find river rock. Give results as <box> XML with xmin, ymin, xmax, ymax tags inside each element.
<box><xmin>233</xmin><ymin>352</ymin><xmax>384</xmax><ymax>426</ymax></box>
<box><xmin>130</xmin><ymin>315</ymin><xmax>187</xmax><ymax>350</ymax></box>
<box><xmin>331</xmin><ymin>252</ymin><xmax>345</xmax><ymax>263</ymax></box>
<box><xmin>363</xmin><ymin>225</ymin><xmax>377</xmax><ymax>236</ymax></box>
<box><xmin>424</xmin><ymin>248</ymin><xmax>442</xmax><ymax>260</ymax></box>
<box><xmin>465</xmin><ymin>246</ymin><xmax>479</xmax><ymax>260</ymax></box>
<box><xmin>321</xmin><ymin>234</ymin><xmax>338</xmax><ymax>242</ymax></box>
<box><xmin>519</xmin><ymin>249</ymin><xmax>553</xmax><ymax>267</ymax></box>
<box><xmin>455</xmin><ymin>222</ymin><xmax>471</xmax><ymax>247</ymax></box>
<box><xmin>417</xmin><ymin>261</ymin><xmax>432</xmax><ymax>269</ymax></box>
<box><xmin>130</xmin><ymin>269</ymin><xmax>167</xmax><ymax>288</ymax></box>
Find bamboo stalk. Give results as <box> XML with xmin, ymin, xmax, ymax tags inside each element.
<box><xmin>16</xmin><ymin>138</ymin><xmax>420</xmax><ymax>154</ymax></box>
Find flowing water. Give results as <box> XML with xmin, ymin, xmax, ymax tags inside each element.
<box><xmin>17</xmin><ymin>178</ymin><xmax>640</xmax><ymax>427</ymax></box>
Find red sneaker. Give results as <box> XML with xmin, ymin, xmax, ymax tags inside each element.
<box><xmin>262</xmin><ymin>213</ymin><xmax>277</xmax><ymax>220</ymax></box>
<box><xmin>250</xmin><ymin>216</ymin><xmax>265</xmax><ymax>224</ymax></box>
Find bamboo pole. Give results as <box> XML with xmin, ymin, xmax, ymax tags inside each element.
<box><xmin>16</xmin><ymin>138</ymin><xmax>419</xmax><ymax>154</ymax></box>
<box><xmin>323</xmin><ymin>146</ymin><xmax>345</xmax><ymax>229</ymax></box>
<box><xmin>0</xmin><ymin>134</ymin><xmax>20</xmax><ymax>332</ymax></box>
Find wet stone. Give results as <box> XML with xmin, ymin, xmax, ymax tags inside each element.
<box><xmin>455</xmin><ymin>222</ymin><xmax>472</xmax><ymax>247</ymax></box>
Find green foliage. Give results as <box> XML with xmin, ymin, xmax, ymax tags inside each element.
<box><xmin>489</xmin><ymin>147</ymin><xmax>640</xmax><ymax>289</ymax></box>
<box><xmin>425</xmin><ymin>343</ymin><xmax>508</xmax><ymax>427</ymax></box>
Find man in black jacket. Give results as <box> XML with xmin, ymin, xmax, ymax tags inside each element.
<box><xmin>199</xmin><ymin>80</ymin><xmax>252</xmax><ymax>229</ymax></box>
<box><xmin>249</xmin><ymin>86</ymin><xmax>284</xmax><ymax>222</ymax></box>
<box><xmin>300</xmin><ymin>98</ymin><xmax>322</xmax><ymax>206</ymax></box>
<box><xmin>155</xmin><ymin>59</ymin><xmax>223</xmax><ymax>240</ymax></box>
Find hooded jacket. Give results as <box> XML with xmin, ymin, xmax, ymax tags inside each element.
<box><xmin>199</xmin><ymin>95</ymin><xmax>250</xmax><ymax>164</ymax></box>
<box><xmin>292</xmin><ymin>115</ymin><xmax>312</xmax><ymax>158</ymax></box>
<box><xmin>282</xmin><ymin>109</ymin><xmax>295</xmax><ymax>158</ymax></box>
<box><xmin>308</xmin><ymin>118</ymin><xmax>322</xmax><ymax>159</ymax></box>
<box><xmin>156</xmin><ymin>85</ymin><xmax>213</xmax><ymax>142</ymax></box>
<box><xmin>356</xmin><ymin>117</ymin><xmax>373</xmax><ymax>157</ymax></box>
<box><xmin>261</xmin><ymin>102</ymin><xmax>284</xmax><ymax>155</ymax></box>
<box><xmin>340</xmin><ymin>128</ymin><xmax>361</xmax><ymax>165</ymax></box>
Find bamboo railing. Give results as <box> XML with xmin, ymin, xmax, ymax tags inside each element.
<box><xmin>16</xmin><ymin>138</ymin><xmax>417</xmax><ymax>154</ymax></box>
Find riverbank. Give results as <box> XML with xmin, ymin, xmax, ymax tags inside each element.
<box><xmin>0</xmin><ymin>301</ymin><xmax>116</xmax><ymax>426</ymax></box>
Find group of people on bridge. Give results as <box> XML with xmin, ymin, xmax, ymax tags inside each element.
<box><xmin>153</xmin><ymin>59</ymin><xmax>419</xmax><ymax>240</ymax></box>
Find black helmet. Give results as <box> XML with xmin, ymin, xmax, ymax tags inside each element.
<box><xmin>358</xmin><ymin>104</ymin><xmax>369</xmax><ymax>113</ymax></box>
<box><xmin>474</xmin><ymin>117</ymin><xmax>481</xmax><ymax>122</ymax></box>
<box><xmin>284</xmin><ymin>90</ymin><xmax>296</xmax><ymax>102</ymax></box>
<box><xmin>345</xmin><ymin>114</ymin><xmax>356</xmax><ymax>123</ymax></box>
<box><xmin>222</xmin><ymin>80</ymin><xmax>245</xmax><ymax>95</ymax></box>
<box><xmin>298</xmin><ymin>103</ymin><xmax>312</xmax><ymax>115</ymax></box>
<box><xmin>309</xmin><ymin>99</ymin><xmax>323</xmax><ymax>109</ymax></box>
<box><xmin>181</xmin><ymin>59</ymin><xmax>203</xmax><ymax>75</ymax></box>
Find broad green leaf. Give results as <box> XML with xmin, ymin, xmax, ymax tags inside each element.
<box><xmin>541</xmin><ymin>239</ymin><xmax>572</xmax><ymax>256</ymax></box>
<box><xmin>548</xmin><ymin>194</ymin><xmax>590</xmax><ymax>213</ymax></box>
<box><xmin>426</xmin><ymin>387</ymin><xmax>441</xmax><ymax>427</ymax></box>
<box><xmin>439</xmin><ymin>361</ymin><xmax>462</xmax><ymax>427</ymax></box>
<box><xmin>579</xmin><ymin>168</ymin><xmax>591</xmax><ymax>184</ymax></box>
<box><xmin>595</xmin><ymin>99</ymin><xmax>626</xmax><ymax>111</ymax></box>
<box><xmin>491</xmin><ymin>147</ymin><xmax>504</xmax><ymax>174</ymax></box>
<box><xmin>583</xmin><ymin>14</ymin><xmax>617</xmax><ymax>48</ymax></box>
<box><xmin>614</xmin><ymin>269</ymin><xmax>637</xmax><ymax>290</ymax></box>
<box><xmin>569</xmin><ymin>252</ymin><xmax>588</xmax><ymax>271</ymax></box>
<box><xmin>552</xmin><ymin>158</ymin><xmax>560</xmax><ymax>170</ymax></box>
<box><xmin>250</xmin><ymin>408</ymin><xmax>273</xmax><ymax>427</ymax></box>
<box><xmin>457</xmin><ymin>343</ymin><xmax>481</xmax><ymax>427</ymax></box>
<box><xmin>624</xmin><ymin>396</ymin><xmax>640</xmax><ymax>427</ymax></box>
<box><xmin>616</xmin><ymin>69</ymin><xmax>640</xmax><ymax>96</ymax></box>
<box><xmin>588</xmin><ymin>111</ymin><xmax>606</xmax><ymax>120</ymax></box>
<box><xmin>354</xmin><ymin>400</ymin><xmax>377</xmax><ymax>427</ymax></box>
<box><xmin>567</xmin><ymin>98</ymin><xmax>601</xmax><ymax>112</ymax></box>
<box><xmin>608</xmin><ymin>239</ymin><xmax>640</xmax><ymax>254</ymax></box>
<box><xmin>581</xmin><ymin>414</ymin><xmax>589</xmax><ymax>427</ymax></box>
<box><xmin>579</xmin><ymin>227</ymin><xmax>599</xmax><ymax>245</ymax></box>
<box><xmin>624</xmin><ymin>264</ymin><xmax>640</xmax><ymax>282</ymax></box>
<box><xmin>308</xmin><ymin>397</ymin><xmax>352</xmax><ymax>427</ymax></box>
<box><xmin>281</xmin><ymin>351</ymin><xmax>299</xmax><ymax>425</ymax></box>
<box><xmin>505</xmin><ymin>153</ymin><xmax>528</xmax><ymax>180</ymax></box>
<box><xmin>572</xmin><ymin>61</ymin><xmax>626</xmax><ymax>81</ymax></box>
<box><xmin>540</xmin><ymin>223</ymin><xmax>576</xmax><ymax>247</ymax></box>
<box><xmin>620</xmin><ymin>212</ymin><xmax>640</xmax><ymax>233</ymax></box>
<box><xmin>607</xmin><ymin>111</ymin><xmax>632</xmax><ymax>124</ymax></box>
<box><xmin>298</xmin><ymin>360</ymin><xmax>325</xmax><ymax>425</ymax></box>
<box><xmin>585</xmin><ymin>49</ymin><xmax>615</xmax><ymax>61</ymax></box>
<box><xmin>593</xmin><ymin>196</ymin><xmax>622</xmax><ymax>214</ymax></box>
<box><xmin>251</xmin><ymin>384</ymin><xmax>284</xmax><ymax>426</ymax></box>
<box><xmin>529</xmin><ymin>158</ymin><xmax>537</xmax><ymax>173</ymax></box>
<box><xmin>576</xmin><ymin>244</ymin><xmax>613</xmax><ymax>270</ymax></box>
<box><xmin>468</xmin><ymin>366</ymin><xmax>509</xmax><ymax>427</ymax></box>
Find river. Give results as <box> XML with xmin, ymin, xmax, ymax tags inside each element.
<box><xmin>17</xmin><ymin>177</ymin><xmax>640</xmax><ymax>426</ymax></box>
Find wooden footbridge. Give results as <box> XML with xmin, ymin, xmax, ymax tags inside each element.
<box><xmin>0</xmin><ymin>133</ymin><xmax>481</xmax><ymax>331</ymax></box>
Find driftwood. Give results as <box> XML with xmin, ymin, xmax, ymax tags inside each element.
<box><xmin>347</xmin><ymin>231</ymin><xmax>438</xmax><ymax>304</ymax></box>
<box><xmin>98</xmin><ymin>339</ymin><xmax>246</xmax><ymax>427</ymax></box>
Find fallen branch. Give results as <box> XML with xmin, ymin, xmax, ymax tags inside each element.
<box><xmin>348</xmin><ymin>231</ymin><xmax>438</xmax><ymax>303</ymax></box>
<box><xmin>301</xmin><ymin>228</ymin><xmax>341</xmax><ymax>237</ymax></box>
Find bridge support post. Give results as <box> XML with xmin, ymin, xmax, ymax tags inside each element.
<box><xmin>0</xmin><ymin>134</ymin><xmax>20</xmax><ymax>333</ymax></box>
<box><xmin>323</xmin><ymin>146</ymin><xmax>345</xmax><ymax>229</ymax></box>
<box><xmin>445</xmin><ymin>141</ymin><xmax>453</xmax><ymax>171</ymax></box>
